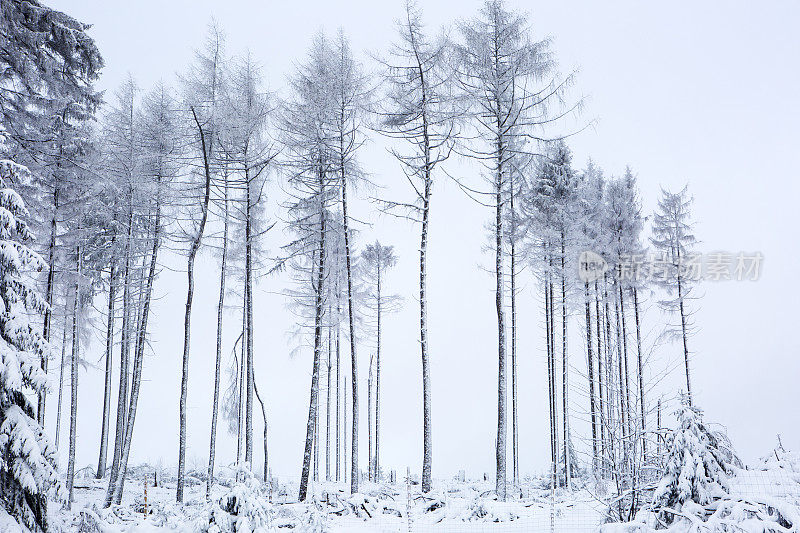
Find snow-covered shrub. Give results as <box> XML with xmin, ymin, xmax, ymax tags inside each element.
<box><xmin>468</xmin><ymin>499</ymin><xmax>521</xmax><ymax>522</ymax></box>
<box><xmin>760</xmin><ymin>439</ymin><xmax>800</xmax><ymax>473</ymax></box>
<box><xmin>652</xmin><ymin>401</ymin><xmax>733</xmax><ymax>526</ymax></box>
<box><xmin>0</xmin><ymin>161</ymin><xmax>60</xmax><ymax>533</ymax></box>
<box><xmin>199</xmin><ymin>466</ymin><xmax>271</xmax><ymax>533</ymax></box>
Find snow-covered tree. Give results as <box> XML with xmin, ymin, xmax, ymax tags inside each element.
<box><xmin>174</xmin><ymin>22</ymin><xmax>225</xmax><ymax>503</ymax></box>
<box><xmin>359</xmin><ymin>241</ymin><xmax>400</xmax><ymax>482</ymax></box>
<box><xmin>277</xmin><ymin>31</ymin><xmax>339</xmax><ymax>501</ymax></box>
<box><xmin>0</xmin><ymin>0</ymin><xmax>102</xmax><ymax>435</ymax></box>
<box><xmin>375</xmin><ymin>0</ymin><xmax>458</xmax><ymax>493</ymax></box>
<box><xmin>603</xmin><ymin>168</ymin><xmax>644</xmax><ymax>476</ymax></box>
<box><xmin>653</xmin><ymin>401</ymin><xmax>732</xmax><ymax>526</ymax></box>
<box><xmin>210</xmin><ymin>49</ymin><xmax>273</xmax><ymax>495</ymax></box>
<box><xmin>524</xmin><ymin>140</ymin><xmax>581</xmax><ymax>489</ymax></box>
<box><xmin>456</xmin><ymin>0</ymin><xmax>577</xmax><ymax>499</ymax></box>
<box><xmin>0</xmin><ymin>0</ymin><xmax>102</xmax><ymax>144</ymax></box>
<box><xmin>106</xmin><ymin>82</ymin><xmax>181</xmax><ymax>506</ymax></box>
<box><xmin>0</xmin><ymin>159</ymin><xmax>60</xmax><ymax>532</ymax></box>
<box><xmin>575</xmin><ymin>159</ymin><xmax>606</xmax><ymax>475</ymax></box>
<box><xmin>329</xmin><ymin>29</ymin><xmax>370</xmax><ymax>496</ymax></box>
<box><xmin>650</xmin><ymin>186</ymin><xmax>697</xmax><ymax>406</ymax></box>
<box><xmin>0</xmin><ymin>3</ymin><xmax>101</xmax><ymax>528</ymax></box>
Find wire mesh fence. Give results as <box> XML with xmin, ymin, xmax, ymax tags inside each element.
<box><xmin>302</xmin><ymin>464</ymin><xmax>800</xmax><ymax>532</ymax></box>
<box><xmin>68</xmin><ymin>461</ymin><xmax>800</xmax><ymax>531</ymax></box>
<box><xmin>314</xmin><ymin>469</ymin><xmax>606</xmax><ymax>532</ymax></box>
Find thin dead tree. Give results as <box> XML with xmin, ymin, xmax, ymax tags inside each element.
<box><xmin>330</xmin><ymin>30</ymin><xmax>371</xmax><ymax>495</ymax></box>
<box><xmin>374</xmin><ymin>0</ymin><xmax>458</xmax><ymax>492</ymax></box>
<box><xmin>105</xmin><ymin>83</ymin><xmax>180</xmax><ymax>505</ymax></box>
<box><xmin>175</xmin><ymin>23</ymin><xmax>224</xmax><ymax>503</ymax></box>
<box><xmin>208</xmin><ymin>50</ymin><xmax>273</xmax><ymax>493</ymax></box>
<box><xmin>457</xmin><ymin>0</ymin><xmax>579</xmax><ymax>499</ymax></box>
<box><xmin>359</xmin><ymin>241</ymin><xmax>400</xmax><ymax>482</ymax></box>
<box><xmin>277</xmin><ymin>31</ymin><xmax>339</xmax><ymax>502</ymax></box>
<box><xmin>651</xmin><ymin>185</ymin><xmax>697</xmax><ymax>406</ymax></box>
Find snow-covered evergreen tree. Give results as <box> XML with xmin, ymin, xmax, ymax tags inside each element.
<box><xmin>653</xmin><ymin>400</ymin><xmax>732</xmax><ymax>525</ymax></box>
<box><xmin>0</xmin><ymin>158</ymin><xmax>60</xmax><ymax>532</ymax></box>
<box><xmin>524</xmin><ymin>140</ymin><xmax>581</xmax><ymax>490</ymax></box>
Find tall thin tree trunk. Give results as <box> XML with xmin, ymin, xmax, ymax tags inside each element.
<box><xmin>594</xmin><ymin>282</ymin><xmax>606</xmax><ymax>476</ymax></box>
<box><xmin>633</xmin><ymin>288</ymin><xmax>646</xmax><ymax>455</ymax></box>
<box><xmin>343</xmin><ymin>375</ymin><xmax>348</xmax><ymax>484</ymax></box>
<box><xmin>368</xmin><ymin>355</ymin><xmax>373</xmax><ymax>482</ymax></box>
<box><xmin>341</xmin><ymin>169</ymin><xmax>359</xmax><ymax>495</ymax></box>
<box><xmin>207</xmin><ymin>176</ymin><xmax>229</xmax><ymax>497</ymax></box>
<box><xmin>375</xmin><ymin>264</ymin><xmax>382</xmax><ymax>483</ymax></box>
<box><xmin>97</xmin><ymin>267</ymin><xmax>116</xmax><ymax>478</ymax></box>
<box><xmin>549</xmin><ymin>264</ymin><xmax>558</xmax><ymax>487</ymax></box>
<box><xmin>613</xmin><ymin>283</ymin><xmax>627</xmax><ymax>474</ymax></box>
<box><xmin>545</xmin><ymin>272</ymin><xmax>556</xmax><ymax>489</ymax></box>
<box><xmin>176</xmin><ymin>227</ymin><xmax>198</xmax><ymax>503</ymax></box>
<box><xmin>560</xmin><ymin>238</ymin><xmax>570</xmax><ymax>489</ymax></box>
<box><xmin>420</xmin><ymin>178</ymin><xmax>433</xmax><ymax>493</ymax></box>
<box><xmin>177</xmin><ymin>108</ymin><xmax>213</xmax><ymax>503</ymax></box>
<box><xmin>298</xmin><ymin>177</ymin><xmax>327</xmax><ymax>502</ymax></box>
<box><xmin>493</xmin><ymin>138</ymin><xmax>507</xmax><ymax>501</ymax></box>
<box><xmin>603</xmin><ymin>277</ymin><xmax>616</xmax><ymax>473</ymax></box>
<box><xmin>237</xmin><ymin>298</ymin><xmax>246</xmax><ymax>465</ymax></box>
<box><xmin>245</xmin><ymin>167</ymin><xmax>255</xmax><ymax>466</ymax></box>
<box><xmin>66</xmin><ymin>248</ymin><xmax>80</xmax><ymax>509</ymax></box>
<box><xmin>55</xmin><ymin>310</ymin><xmax>68</xmax><ymax>449</ymax></box>
<box><xmin>336</xmin><ymin>304</ymin><xmax>341</xmax><ymax>482</ymax></box>
<box><xmin>317</xmin><ymin>387</ymin><xmax>321</xmax><ymax>482</ymax></box>
<box><xmin>326</xmin><ymin>314</ymin><xmax>332</xmax><ymax>482</ymax></box>
<box><xmin>39</xmin><ymin>187</ymin><xmax>59</xmax><ymax>425</ymax></box>
<box><xmin>619</xmin><ymin>284</ymin><xmax>632</xmax><ymax>444</ymax></box>
<box><xmin>585</xmin><ymin>282</ymin><xmax>598</xmax><ymax>473</ymax></box>
<box><xmin>510</xmin><ymin>217</ymin><xmax>518</xmax><ymax>486</ymax></box>
<box><xmin>677</xmin><ymin>273</ymin><xmax>692</xmax><ymax>406</ymax></box>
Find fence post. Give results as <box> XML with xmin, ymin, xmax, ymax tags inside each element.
<box><xmin>406</xmin><ymin>466</ymin><xmax>412</xmax><ymax>532</ymax></box>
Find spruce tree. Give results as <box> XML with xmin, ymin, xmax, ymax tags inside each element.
<box><xmin>653</xmin><ymin>401</ymin><xmax>732</xmax><ymax>525</ymax></box>
<box><xmin>0</xmin><ymin>159</ymin><xmax>60</xmax><ymax>532</ymax></box>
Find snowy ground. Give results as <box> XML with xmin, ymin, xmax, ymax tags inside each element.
<box><xmin>40</xmin><ymin>454</ymin><xmax>800</xmax><ymax>532</ymax></box>
<box><xmin>46</xmin><ymin>467</ymin><xmax>606</xmax><ymax>532</ymax></box>
<box><xmin>601</xmin><ymin>451</ymin><xmax>800</xmax><ymax>532</ymax></box>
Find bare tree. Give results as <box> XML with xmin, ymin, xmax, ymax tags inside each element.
<box><xmin>651</xmin><ymin>185</ymin><xmax>697</xmax><ymax>406</ymax></box>
<box><xmin>360</xmin><ymin>241</ymin><xmax>399</xmax><ymax>482</ymax></box>
<box><xmin>375</xmin><ymin>0</ymin><xmax>457</xmax><ymax>492</ymax></box>
<box><xmin>330</xmin><ymin>30</ymin><xmax>371</xmax><ymax>495</ymax></box>
<box><xmin>108</xmin><ymin>83</ymin><xmax>180</xmax><ymax>505</ymax></box>
<box><xmin>278</xmin><ymin>31</ymin><xmax>339</xmax><ymax>501</ymax></box>
<box><xmin>174</xmin><ymin>23</ymin><xmax>225</xmax><ymax>503</ymax></box>
<box><xmin>207</xmin><ymin>50</ymin><xmax>273</xmax><ymax>494</ymax></box>
<box><xmin>457</xmin><ymin>0</ymin><xmax>577</xmax><ymax>499</ymax></box>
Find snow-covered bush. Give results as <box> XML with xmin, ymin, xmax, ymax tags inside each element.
<box><xmin>761</xmin><ymin>439</ymin><xmax>800</xmax><ymax>473</ymax></box>
<box><xmin>652</xmin><ymin>401</ymin><xmax>733</xmax><ymax>526</ymax></box>
<box><xmin>0</xmin><ymin>160</ymin><xmax>60</xmax><ymax>533</ymax></box>
<box><xmin>199</xmin><ymin>466</ymin><xmax>271</xmax><ymax>533</ymax></box>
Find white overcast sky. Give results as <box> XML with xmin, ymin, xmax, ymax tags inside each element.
<box><xmin>46</xmin><ymin>0</ymin><xmax>800</xmax><ymax>480</ymax></box>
